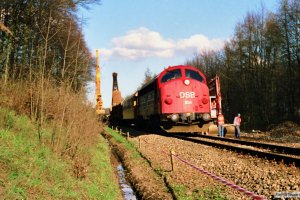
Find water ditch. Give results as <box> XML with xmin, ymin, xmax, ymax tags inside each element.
<box><xmin>106</xmin><ymin>138</ymin><xmax>137</xmax><ymax>200</ymax></box>
<box><xmin>116</xmin><ymin>164</ymin><xmax>137</xmax><ymax>200</ymax></box>
<box><xmin>103</xmin><ymin>130</ymin><xmax>173</xmax><ymax>200</ymax></box>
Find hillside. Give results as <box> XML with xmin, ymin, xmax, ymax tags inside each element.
<box><xmin>0</xmin><ymin>108</ymin><xmax>121</xmax><ymax>199</ymax></box>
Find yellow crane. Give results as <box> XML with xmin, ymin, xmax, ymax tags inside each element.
<box><xmin>95</xmin><ymin>50</ymin><xmax>105</xmax><ymax>115</ymax></box>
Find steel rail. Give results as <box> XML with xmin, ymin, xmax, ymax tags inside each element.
<box><xmin>172</xmin><ymin>134</ymin><xmax>300</xmax><ymax>167</ymax></box>
<box><xmin>192</xmin><ymin>134</ymin><xmax>300</xmax><ymax>156</ymax></box>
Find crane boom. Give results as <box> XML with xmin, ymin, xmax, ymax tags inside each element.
<box><xmin>95</xmin><ymin>50</ymin><xmax>105</xmax><ymax>115</ymax></box>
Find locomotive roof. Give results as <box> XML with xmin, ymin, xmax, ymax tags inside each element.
<box><xmin>128</xmin><ymin>65</ymin><xmax>205</xmax><ymax>99</ymax></box>
<box><xmin>138</xmin><ymin>65</ymin><xmax>202</xmax><ymax>90</ymax></box>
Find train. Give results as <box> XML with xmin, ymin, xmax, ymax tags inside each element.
<box><xmin>110</xmin><ymin>65</ymin><xmax>222</xmax><ymax>133</ymax></box>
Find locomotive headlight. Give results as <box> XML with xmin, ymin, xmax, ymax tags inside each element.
<box><xmin>184</xmin><ymin>79</ymin><xmax>190</xmax><ymax>85</ymax></box>
<box><xmin>171</xmin><ymin>114</ymin><xmax>179</xmax><ymax>122</ymax></box>
<box><xmin>202</xmin><ymin>113</ymin><xmax>211</xmax><ymax>121</ymax></box>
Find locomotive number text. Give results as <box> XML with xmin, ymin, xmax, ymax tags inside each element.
<box><xmin>179</xmin><ymin>92</ymin><xmax>195</xmax><ymax>98</ymax></box>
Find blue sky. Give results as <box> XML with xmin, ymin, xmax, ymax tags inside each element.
<box><xmin>79</xmin><ymin>0</ymin><xmax>278</xmax><ymax>108</ymax></box>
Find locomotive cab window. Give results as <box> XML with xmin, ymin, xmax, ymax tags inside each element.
<box><xmin>185</xmin><ymin>69</ymin><xmax>204</xmax><ymax>82</ymax></box>
<box><xmin>161</xmin><ymin>69</ymin><xmax>182</xmax><ymax>83</ymax></box>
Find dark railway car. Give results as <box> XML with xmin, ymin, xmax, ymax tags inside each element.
<box><xmin>118</xmin><ymin>65</ymin><xmax>215</xmax><ymax>132</ymax></box>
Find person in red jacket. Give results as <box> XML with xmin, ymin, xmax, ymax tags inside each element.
<box><xmin>233</xmin><ymin>113</ymin><xmax>241</xmax><ymax>138</ymax></box>
<box><xmin>217</xmin><ymin>113</ymin><xmax>225</xmax><ymax>137</ymax></box>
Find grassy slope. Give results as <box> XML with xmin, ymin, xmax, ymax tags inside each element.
<box><xmin>0</xmin><ymin>108</ymin><xmax>120</xmax><ymax>199</ymax></box>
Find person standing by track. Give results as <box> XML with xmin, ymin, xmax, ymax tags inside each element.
<box><xmin>233</xmin><ymin>113</ymin><xmax>241</xmax><ymax>138</ymax></box>
<box><xmin>217</xmin><ymin>113</ymin><xmax>225</xmax><ymax>137</ymax></box>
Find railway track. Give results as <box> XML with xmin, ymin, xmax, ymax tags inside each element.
<box><xmin>110</xmin><ymin>125</ymin><xmax>300</xmax><ymax>167</ymax></box>
<box><xmin>170</xmin><ymin>133</ymin><xmax>300</xmax><ymax>167</ymax></box>
<box><xmin>185</xmin><ymin>133</ymin><xmax>300</xmax><ymax>155</ymax></box>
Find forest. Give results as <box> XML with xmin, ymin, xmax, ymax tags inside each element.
<box><xmin>0</xmin><ymin>0</ymin><xmax>98</xmax><ymax>90</ymax></box>
<box><xmin>187</xmin><ymin>0</ymin><xmax>300</xmax><ymax>129</ymax></box>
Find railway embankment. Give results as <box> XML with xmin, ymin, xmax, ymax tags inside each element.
<box><xmin>106</xmin><ymin>126</ymin><xmax>300</xmax><ymax>200</ymax></box>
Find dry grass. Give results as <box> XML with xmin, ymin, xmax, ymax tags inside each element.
<box><xmin>0</xmin><ymin>80</ymin><xmax>101</xmax><ymax>177</ymax></box>
<box><xmin>0</xmin><ymin>22</ymin><xmax>13</xmax><ymax>36</ymax></box>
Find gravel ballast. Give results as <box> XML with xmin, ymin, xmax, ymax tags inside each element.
<box><xmin>129</xmin><ymin>133</ymin><xmax>300</xmax><ymax>199</ymax></box>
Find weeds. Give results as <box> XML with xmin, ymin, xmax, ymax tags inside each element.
<box><xmin>172</xmin><ymin>184</ymin><xmax>193</xmax><ymax>200</ymax></box>
<box><xmin>4</xmin><ymin>111</ymin><xmax>14</xmax><ymax>130</ymax></box>
<box><xmin>172</xmin><ymin>184</ymin><xmax>228</xmax><ymax>200</ymax></box>
<box><xmin>105</xmin><ymin>127</ymin><xmax>137</xmax><ymax>151</ymax></box>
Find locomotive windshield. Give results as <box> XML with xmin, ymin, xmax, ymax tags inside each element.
<box><xmin>161</xmin><ymin>69</ymin><xmax>182</xmax><ymax>83</ymax></box>
<box><xmin>185</xmin><ymin>69</ymin><xmax>204</xmax><ymax>82</ymax></box>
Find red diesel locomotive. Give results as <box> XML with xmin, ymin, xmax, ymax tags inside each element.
<box><xmin>115</xmin><ymin>65</ymin><xmax>220</xmax><ymax>132</ymax></box>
